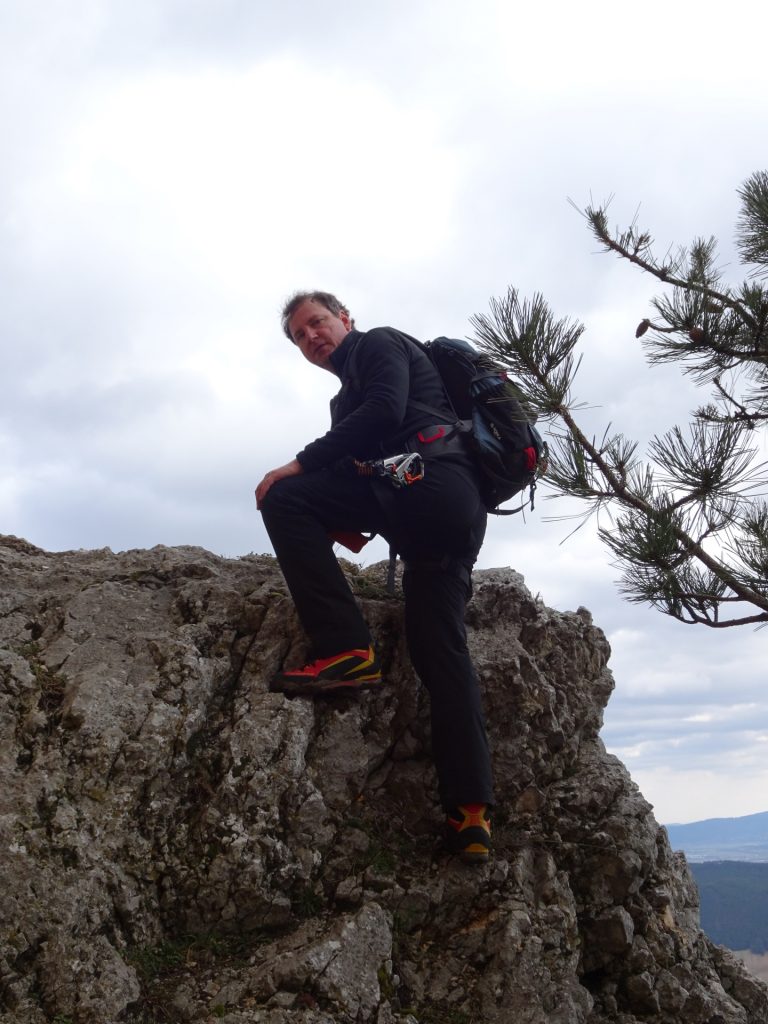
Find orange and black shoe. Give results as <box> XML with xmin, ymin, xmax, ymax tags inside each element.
<box><xmin>270</xmin><ymin>646</ymin><xmax>382</xmax><ymax>696</ymax></box>
<box><xmin>445</xmin><ymin>803</ymin><xmax>492</xmax><ymax>863</ymax></box>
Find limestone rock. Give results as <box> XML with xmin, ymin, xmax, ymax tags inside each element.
<box><xmin>0</xmin><ymin>535</ymin><xmax>766</xmax><ymax>1023</ymax></box>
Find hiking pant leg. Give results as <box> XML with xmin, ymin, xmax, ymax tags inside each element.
<box><xmin>402</xmin><ymin>561</ymin><xmax>495</xmax><ymax>809</ymax></box>
<box><xmin>260</xmin><ymin>471</ymin><xmax>386</xmax><ymax>658</ymax></box>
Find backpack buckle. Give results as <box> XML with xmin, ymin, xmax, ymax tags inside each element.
<box><xmin>417</xmin><ymin>426</ymin><xmax>446</xmax><ymax>443</ymax></box>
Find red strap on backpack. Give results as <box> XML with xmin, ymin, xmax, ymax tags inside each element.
<box><xmin>417</xmin><ymin>426</ymin><xmax>446</xmax><ymax>443</ymax></box>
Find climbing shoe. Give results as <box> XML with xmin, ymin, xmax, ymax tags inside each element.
<box><xmin>445</xmin><ymin>804</ymin><xmax>491</xmax><ymax>863</ymax></box>
<box><xmin>270</xmin><ymin>646</ymin><xmax>382</xmax><ymax>696</ymax></box>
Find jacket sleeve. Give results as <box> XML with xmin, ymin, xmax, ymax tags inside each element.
<box><xmin>296</xmin><ymin>328</ymin><xmax>411</xmax><ymax>470</ymax></box>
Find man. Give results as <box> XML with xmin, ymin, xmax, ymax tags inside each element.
<box><xmin>255</xmin><ymin>291</ymin><xmax>494</xmax><ymax>861</ymax></box>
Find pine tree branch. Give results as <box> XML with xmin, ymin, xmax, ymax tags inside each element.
<box><xmin>473</xmin><ymin>288</ymin><xmax>768</xmax><ymax>622</ymax></box>
<box><xmin>473</xmin><ymin>173</ymin><xmax>768</xmax><ymax>630</ymax></box>
<box><xmin>554</xmin><ymin>473</ymin><xmax>768</xmax><ymax>628</ymax></box>
<box><xmin>703</xmin><ymin>377</ymin><xmax>768</xmax><ymax>427</ymax></box>
<box><xmin>736</xmin><ymin>170</ymin><xmax>768</xmax><ymax>278</ymax></box>
<box><xmin>673</xmin><ymin>608</ymin><xmax>768</xmax><ymax>628</ymax></box>
<box><xmin>585</xmin><ymin>205</ymin><xmax>760</xmax><ymax>331</ymax></box>
<box><xmin>538</xmin><ymin>401</ymin><xmax>768</xmax><ymax>614</ymax></box>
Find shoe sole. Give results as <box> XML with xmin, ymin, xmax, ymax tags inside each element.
<box><xmin>458</xmin><ymin>843</ymin><xmax>490</xmax><ymax>863</ymax></box>
<box><xmin>271</xmin><ymin>674</ymin><xmax>383</xmax><ymax>697</ymax></box>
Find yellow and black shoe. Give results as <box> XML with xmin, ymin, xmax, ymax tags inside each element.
<box><xmin>445</xmin><ymin>804</ymin><xmax>492</xmax><ymax>863</ymax></box>
<box><xmin>271</xmin><ymin>646</ymin><xmax>382</xmax><ymax>696</ymax></box>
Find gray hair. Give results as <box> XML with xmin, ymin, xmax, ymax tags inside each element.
<box><xmin>280</xmin><ymin>290</ymin><xmax>355</xmax><ymax>340</ymax></box>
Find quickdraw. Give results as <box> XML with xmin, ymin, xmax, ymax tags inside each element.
<box><xmin>353</xmin><ymin>452</ymin><xmax>425</xmax><ymax>488</ymax></box>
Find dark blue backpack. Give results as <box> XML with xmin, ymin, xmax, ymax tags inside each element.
<box><xmin>411</xmin><ymin>337</ymin><xmax>547</xmax><ymax>515</ymax></box>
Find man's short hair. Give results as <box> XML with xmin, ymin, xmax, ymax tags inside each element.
<box><xmin>281</xmin><ymin>290</ymin><xmax>354</xmax><ymax>340</ymax></box>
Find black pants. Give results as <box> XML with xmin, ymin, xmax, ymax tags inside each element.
<box><xmin>260</xmin><ymin>460</ymin><xmax>494</xmax><ymax>808</ymax></box>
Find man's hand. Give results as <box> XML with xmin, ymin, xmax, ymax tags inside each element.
<box><xmin>255</xmin><ymin>459</ymin><xmax>303</xmax><ymax>509</ymax></box>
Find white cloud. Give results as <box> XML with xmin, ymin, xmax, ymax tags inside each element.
<box><xmin>633</xmin><ymin>765</ymin><xmax>768</xmax><ymax>826</ymax></box>
<box><xmin>20</xmin><ymin>59</ymin><xmax>463</xmax><ymax>295</ymax></box>
<box><xmin>683</xmin><ymin>705</ymin><xmax>760</xmax><ymax>726</ymax></box>
<box><xmin>490</xmin><ymin>0</ymin><xmax>767</xmax><ymax>101</ymax></box>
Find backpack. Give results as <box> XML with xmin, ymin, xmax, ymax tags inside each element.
<box><xmin>410</xmin><ymin>336</ymin><xmax>548</xmax><ymax>515</ymax></box>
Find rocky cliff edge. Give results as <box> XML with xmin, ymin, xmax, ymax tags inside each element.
<box><xmin>1</xmin><ymin>534</ymin><xmax>766</xmax><ymax>1024</ymax></box>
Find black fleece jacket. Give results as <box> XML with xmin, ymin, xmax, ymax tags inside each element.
<box><xmin>295</xmin><ymin>327</ymin><xmax>454</xmax><ymax>471</ymax></box>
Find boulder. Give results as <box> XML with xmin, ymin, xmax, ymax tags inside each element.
<box><xmin>0</xmin><ymin>535</ymin><xmax>766</xmax><ymax>1023</ymax></box>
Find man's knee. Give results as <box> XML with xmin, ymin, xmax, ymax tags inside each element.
<box><xmin>260</xmin><ymin>474</ymin><xmax>306</xmax><ymax>522</ymax></box>
<box><xmin>403</xmin><ymin>558</ymin><xmax>473</xmax><ymax>658</ymax></box>
<box><xmin>403</xmin><ymin>557</ymin><xmax>473</xmax><ymax>600</ymax></box>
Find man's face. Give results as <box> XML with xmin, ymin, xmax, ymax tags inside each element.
<box><xmin>288</xmin><ymin>299</ymin><xmax>352</xmax><ymax>371</ymax></box>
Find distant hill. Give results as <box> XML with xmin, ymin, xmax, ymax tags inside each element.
<box><xmin>665</xmin><ymin>810</ymin><xmax>768</xmax><ymax>862</ymax></box>
<box><xmin>689</xmin><ymin>862</ymin><xmax>768</xmax><ymax>954</ymax></box>
<box><xmin>664</xmin><ymin>813</ymin><xmax>768</xmax><ymax>955</ymax></box>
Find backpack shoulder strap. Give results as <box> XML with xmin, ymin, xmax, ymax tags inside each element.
<box><xmin>406</xmin><ymin>397</ymin><xmax>458</xmax><ymax>421</ymax></box>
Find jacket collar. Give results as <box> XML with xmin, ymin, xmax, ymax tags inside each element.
<box><xmin>329</xmin><ymin>329</ymin><xmax>362</xmax><ymax>377</ymax></box>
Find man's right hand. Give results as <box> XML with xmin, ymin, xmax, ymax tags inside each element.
<box><xmin>255</xmin><ymin>459</ymin><xmax>303</xmax><ymax>509</ymax></box>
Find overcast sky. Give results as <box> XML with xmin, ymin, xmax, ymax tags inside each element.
<box><xmin>2</xmin><ymin>0</ymin><xmax>766</xmax><ymax>825</ymax></box>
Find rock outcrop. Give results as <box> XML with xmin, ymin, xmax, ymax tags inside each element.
<box><xmin>1</xmin><ymin>534</ymin><xmax>766</xmax><ymax>1024</ymax></box>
